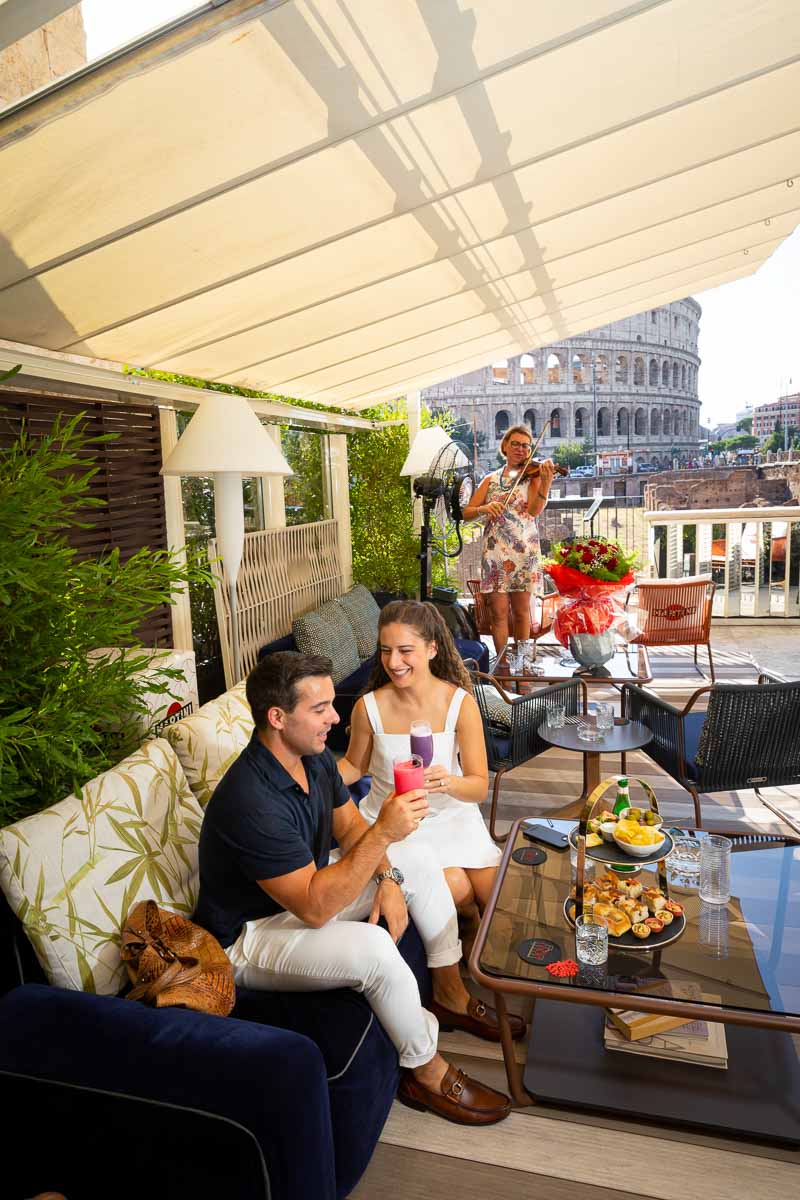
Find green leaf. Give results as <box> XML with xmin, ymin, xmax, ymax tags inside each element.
<box><xmin>76</xmin><ymin>949</ymin><xmax>97</xmax><ymax>993</ymax></box>
<box><xmin>105</xmin><ymin>857</ymin><xmax>142</xmax><ymax>885</ymax></box>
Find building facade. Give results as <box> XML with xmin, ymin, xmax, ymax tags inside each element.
<box><xmin>753</xmin><ymin>394</ymin><xmax>800</xmax><ymax>439</ymax></box>
<box><xmin>422</xmin><ymin>298</ymin><xmax>702</xmax><ymax>472</ymax></box>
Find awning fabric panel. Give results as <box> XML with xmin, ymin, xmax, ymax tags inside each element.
<box><xmin>0</xmin><ymin>0</ymin><xmax>798</xmax><ymax>409</ymax></box>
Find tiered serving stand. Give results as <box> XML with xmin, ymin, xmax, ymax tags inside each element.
<box><xmin>565</xmin><ymin>777</ymin><xmax>686</xmax><ymax>950</ymax></box>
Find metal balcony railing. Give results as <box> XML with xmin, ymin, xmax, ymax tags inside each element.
<box><xmin>644</xmin><ymin>506</ymin><xmax>800</xmax><ymax>619</ymax></box>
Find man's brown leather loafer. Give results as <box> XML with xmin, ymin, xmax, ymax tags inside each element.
<box><xmin>430</xmin><ymin>996</ymin><xmax>526</xmax><ymax>1042</ymax></box>
<box><xmin>398</xmin><ymin>1065</ymin><xmax>511</xmax><ymax>1125</ymax></box>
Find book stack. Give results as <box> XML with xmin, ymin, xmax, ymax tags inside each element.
<box><xmin>603</xmin><ymin>984</ymin><xmax>728</xmax><ymax>1069</ymax></box>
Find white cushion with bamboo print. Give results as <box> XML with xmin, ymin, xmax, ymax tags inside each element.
<box><xmin>163</xmin><ymin>681</ymin><xmax>253</xmax><ymax>808</ymax></box>
<box><xmin>0</xmin><ymin>738</ymin><xmax>202</xmax><ymax>995</ymax></box>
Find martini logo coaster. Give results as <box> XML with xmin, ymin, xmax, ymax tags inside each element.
<box><xmin>511</xmin><ymin>846</ymin><xmax>547</xmax><ymax>867</ymax></box>
<box><xmin>517</xmin><ymin>937</ymin><xmax>561</xmax><ymax>967</ymax></box>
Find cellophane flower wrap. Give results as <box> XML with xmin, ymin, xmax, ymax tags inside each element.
<box><xmin>544</xmin><ymin>536</ymin><xmax>638</xmax><ymax>648</ymax></box>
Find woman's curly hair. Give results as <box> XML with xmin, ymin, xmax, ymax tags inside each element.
<box><xmin>365</xmin><ymin>600</ymin><xmax>473</xmax><ymax>694</ymax></box>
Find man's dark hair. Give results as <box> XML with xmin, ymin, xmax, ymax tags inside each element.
<box><xmin>246</xmin><ymin>651</ymin><xmax>333</xmax><ymax>729</ymax></box>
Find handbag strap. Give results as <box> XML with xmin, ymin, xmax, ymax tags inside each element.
<box><xmin>127</xmin><ymin>955</ymin><xmax>203</xmax><ymax>1004</ymax></box>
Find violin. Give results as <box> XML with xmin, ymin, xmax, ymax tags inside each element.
<box><xmin>513</xmin><ymin>459</ymin><xmax>569</xmax><ymax>481</ymax></box>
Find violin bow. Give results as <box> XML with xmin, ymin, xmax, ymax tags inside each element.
<box><xmin>502</xmin><ymin>419</ymin><xmax>551</xmax><ymax>510</ymax></box>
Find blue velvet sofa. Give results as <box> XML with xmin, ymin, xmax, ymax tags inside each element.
<box><xmin>0</xmin><ymin>700</ymin><xmax>431</xmax><ymax>1200</ymax></box>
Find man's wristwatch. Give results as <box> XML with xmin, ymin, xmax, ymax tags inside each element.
<box><xmin>375</xmin><ymin>867</ymin><xmax>404</xmax><ymax>888</ymax></box>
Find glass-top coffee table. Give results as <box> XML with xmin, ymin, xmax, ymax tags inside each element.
<box><xmin>492</xmin><ymin>639</ymin><xmax>652</xmax><ymax>689</ymax></box>
<box><xmin>470</xmin><ymin>819</ymin><xmax>800</xmax><ymax>1143</ymax></box>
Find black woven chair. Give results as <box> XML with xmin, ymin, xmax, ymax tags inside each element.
<box><xmin>621</xmin><ymin>672</ymin><xmax>800</xmax><ymax>831</ymax></box>
<box><xmin>471</xmin><ymin>671</ymin><xmax>587</xmax><ymax>843</ymax></box>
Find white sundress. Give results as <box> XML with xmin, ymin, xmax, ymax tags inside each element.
<box><xmin>358</xmin><ymin>688</ymin><xmax>501</xmax><ymax>870</ymax></box>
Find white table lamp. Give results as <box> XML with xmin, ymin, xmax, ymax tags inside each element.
<box><xmin>161</xmin><ymin>393</ymin><xmax>292</xmax><ymax>682</ymax></box>
<box><xmin>400</xmin><ymin>425</ymin><xmax>468</xmax><ymax>477</ymax></box>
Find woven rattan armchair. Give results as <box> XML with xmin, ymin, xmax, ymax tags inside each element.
<box><xmin>621</xmin><ymin>672</ymin><xmax>800</xmax><ymax>832</ymax></box>
<box><xmin>466</xmin><ymin>579</ymin><xmax>559</xmax><ymax>642</ymax></box>
<box><xmin>628</xmin><ymin>576</ymin><xmax>716</xmax><ymax>681</ymax></box>
<box><xmin>471</xmin><ymin>671</ymin><xmax>588</xmax><ymax>842</ymax></box>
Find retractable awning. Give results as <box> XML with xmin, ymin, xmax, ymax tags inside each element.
<box><xmin>0</xmin><ymin>0</ymin><xmax>798</xmax><ymax>410</ymax></box>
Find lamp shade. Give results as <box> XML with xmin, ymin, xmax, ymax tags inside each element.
<box><xmin>400</xmin><ymin>426</ymin><xmax>468</xmax><ymax>477</ymax></box>
<box><xmin>160</xmin><ymin>393</ymin><xmax>292</xmax><ymax>477</ymax></box>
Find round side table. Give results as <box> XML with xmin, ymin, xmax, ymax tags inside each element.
<box><xmin>538</xmin><ymin>719</ymin><xmax>653</xmax><ymax>818</ymax></box>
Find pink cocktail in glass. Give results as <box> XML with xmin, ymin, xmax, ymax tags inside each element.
<box><xmin>393</xmin><ymin>754</ymin><xmax>425</xmax><ymax>795</ymax></box>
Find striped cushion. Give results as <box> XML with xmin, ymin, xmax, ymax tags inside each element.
<box><xmin>293</xmin><ymin>600</ymin><xmax>361</xmax><ymax>684</ymax></box>
<box><xmin>337</xmin><ymin>585</ymin><xmax>380</xmax><ymax>660</ymax></box>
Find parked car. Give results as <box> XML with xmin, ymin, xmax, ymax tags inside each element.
<box><xmin>637</xmin><ymin>463</ymin><xmax>658</xmax><ymax>472</ymax></box>
<box><xmin>571</xmin><ymin>465</ymin><xmax>595</xmax><ymax>477</ymax></box>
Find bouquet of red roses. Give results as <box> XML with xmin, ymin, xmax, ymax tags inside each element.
<box><xmin>544</xmin><ymin>536</ymin><xmax>637</xmax><ymax>648</ymax></box>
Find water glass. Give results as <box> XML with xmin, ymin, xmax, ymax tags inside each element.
<box><xmin>508</xmin><ymin>650</ymin><xmax>523</xmax><ymax>675</ymax></box>
<box><xmin>595</xmin><ymin>702</ymin><xmax>614</xmax><ymax>732</ymax></box>
<box><xmin>520</xmin><ymin>639</ymin><xmax>536</xmax><ymax>669</ymax></box>
<box><xmin>699</xmin><ymin>901</ymin><xmax>729</xmax><ymax>959</ymax></box>
<box><xmin>576</xmin><ymin>719</ymin><xmax>603</xmax><ymax>742</ymax></box>
<box><xmin>699</xmin><ymin>834</ymin><xmax>732</xmax><ymax>905</ymax></box>
<box><xmin>547</xmin><ymin>704</ymin><xmax>566</xmax><ymax>728</ymax></box>
<box><xmin>575</xmin><ymin>915</ymin><xmax>608</xmax><ymax>966</ymax></box>
<box><xmin>669</xmin><ymin>835</ymin><xmax>701</xmax><ymax>878</ymax></box>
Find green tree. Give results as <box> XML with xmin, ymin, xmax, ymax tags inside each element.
<box><xmin>723</xmin><ymin>433</ymin><xmax>758</xmax><ymax>452</ymax></box>
<box><xmin>0</xmin><ymin>415</ymin><xmax>210</xmax><ymax>823</ymax></box>
<box><xmin>763</xmin><ymin>425</ymin><xmax>800</xmax><ymax>454</ymax></box>
<box><xmin>736</xmin><ymin>416</ymin><xmax>753</xmax><ymax>433</ymax></box>
<box><xmin>553</xmin><ymin>439</ymin><xmax>586</xmax><ymax>469</ymax></box>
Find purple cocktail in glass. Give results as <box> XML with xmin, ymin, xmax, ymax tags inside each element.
<box><xmin>410</xmin><ymin>720</ymin><xmax>434</xmax><ymax>768</ymax></box>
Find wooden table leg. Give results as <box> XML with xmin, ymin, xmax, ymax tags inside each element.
<box><xmin>584</xmin><ymin>750</ymin><xmax>601</xmax><ymax>793</ymax></box>
<box><xmin>494</xmin><ymin>991</ymin><xmax>534</xmax><ymax>1107</ymax></box>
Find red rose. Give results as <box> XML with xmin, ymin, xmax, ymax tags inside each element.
<box><xmin>607</xmin><ymin>557</ymin><xmax>618</xmax><ymax>571</ymax></box>
<box><xmin>581</xmin><ymin>549</ymin><xmax>593</xmax><ymax>563</ymax></box>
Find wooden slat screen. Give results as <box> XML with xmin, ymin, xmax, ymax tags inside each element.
<box><xmin>0</xmin><ymin>389</ymin><xmax>172</xmax><ymax>648</ymax></box>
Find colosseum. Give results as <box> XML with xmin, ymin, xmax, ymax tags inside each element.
<box><xmin>422</xmin><ymin>298</ymin><xmax>702</xmax><ymax>473</ymax></box>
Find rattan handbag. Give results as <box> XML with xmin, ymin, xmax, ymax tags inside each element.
<box><xmin>121</xmin><ymin>899</ymin><xmax>235</xmax><ymax>1017</ymax></box>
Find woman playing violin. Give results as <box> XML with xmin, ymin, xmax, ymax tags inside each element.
<box><xmin>462</xmin><ymin>424</ymin><xmax>557</xmax><ymax>655</ymax></box>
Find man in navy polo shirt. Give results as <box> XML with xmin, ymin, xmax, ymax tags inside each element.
<box><xmin>196</xmin><ymin>651</ymin><xmax>511</xmax><ymax>1125</ymax></box>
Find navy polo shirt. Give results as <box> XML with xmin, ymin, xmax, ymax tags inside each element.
<box><xmin>194</xmin><ymin>731</ymin><xmax>351</xmax><ymax>947</ymax></box>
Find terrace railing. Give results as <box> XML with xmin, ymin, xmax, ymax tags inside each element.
<box><xmin>210</xmin><ymin>520</ymin><xmax>344</xmax><ymax>685</ymax></box>
<box><xmin>644</xmin><ymin>506</ymin><xmax>800</xmax><ymax>619</ymax></box>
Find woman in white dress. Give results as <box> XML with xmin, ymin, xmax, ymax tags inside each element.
<box><xmin>338</xmin><ymin>600</ymin><xmax>500</xmax><ymax>913</ymax></box>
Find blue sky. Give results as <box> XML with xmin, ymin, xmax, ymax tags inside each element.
<box><xmin>81</xmin><ymin>3</ymin><xmax>800</xmax><ymax>429</ymax></box>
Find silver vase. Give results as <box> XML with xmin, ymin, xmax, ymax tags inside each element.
<box><xmin>568</xmin><ymin>630</ymin><xmax>616</xmax><ymax>672</ymax></box>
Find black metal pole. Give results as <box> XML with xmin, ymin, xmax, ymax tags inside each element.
<box><xmin>419</xmin><ymin>498</ymin><xmax>432</xmax><ymax>600</ymax></box>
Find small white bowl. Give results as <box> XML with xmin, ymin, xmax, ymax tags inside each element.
<box><xmin>612</xmin><ymin>828</ymin><xmax>666</xmax><ymax>859</ymax></box>
<box><xmin>599</xmin><ymin>821</ymin><xmax>618</xmax><ymax>843</ymax></box>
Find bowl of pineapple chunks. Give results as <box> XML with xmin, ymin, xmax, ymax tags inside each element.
<box><xmin>612</xmin><ymin>810</ymin><xmax>666</xmax><ymax>858</ymax></box>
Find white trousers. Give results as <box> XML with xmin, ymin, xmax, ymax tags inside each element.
<box><xmin>226</xmin><ymin>841</ymin><xmax>461</xmax><ymax>1068</ymax></box>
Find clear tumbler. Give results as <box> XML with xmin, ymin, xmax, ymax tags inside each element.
<box><xmin>699</xmin><ymin>834</ymin><xmax>732</xmax><ymax>905</ymax></box>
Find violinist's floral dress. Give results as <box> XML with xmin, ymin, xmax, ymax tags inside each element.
<box><xmin>479</xmin><ymin>468</ymin><xmax>542</xmax><ymax>594</ymax></box>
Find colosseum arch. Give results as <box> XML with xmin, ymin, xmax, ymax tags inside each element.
<box><xmin>596</xmin><ymin>354</ymin><xmax>610</xmax><ymax>385</ymax></box>
<box><xmin>574</xmin><ymin>406</ymin><xmax>589</xmax><ymax>438</ymax></box>
<box><xmin>663</xmin><ymin>409</ymin><xmax>672</xmax><ymax>436</ymax></box>
<box><xmin>634</xmin><ymin>407</ymin><xmax>646</xmax><ymax>436</ymax></box>
<box><xmin>495</xmin><ymin>409</ymin><xmax>510</xmax><ymax>438</ymax></box>
<box><xmin>649</xmin><ymin>358</ymin><xmax>659</xmax><ymax>386</ymax></box>
<box><xmin>615</xmin><ymin>353</ymin><xmax>628</xmax><ymax>384</ymax></box>
<box><xmin>650</xmin><ymin>409</ymin><xmax>661</xmax><ymax>435</ymax></box>
<box><xmin>596</xmin><ymin>406</ymin><xmax>610</xmax><ymax>436</ymax></box>
<box><xmin>616</xmin><ymin>407</ymin><xmax>630</xmax><ymax>436</ymax></box>
<box><xmin>681</xmin><ymin>363</ymin><xmax>687</xmax><ymax>389</ymax></box>
<box><xmin>546</xmin><ymin>352</ymin><xmax>564</xmax><ymax>384</ymax></box>
<box><xmin>672</xmin><ymin>361</ymin><xmax>679</xmax><ymax>389</ymax></box>
<box><xmin>491</xmin><ymin>359</ymin><xmax>509</xmax><ymax>383</ymax></box>
<box><xmin>523</xmin><ymin>407</ymin><xmax>537</xmax><ymax>433</ymax></box>
<box><xmin>520</xmin><ymin>353</ymin><xmax>535</xmax><ymax>384</ymax></box>
<box><xmin>661</xmin><ymin>360</ymin><xmax>669</xmax><ymax>387</ymax></box>
<box><xmin>634</xmin><ymin>356</ymin><xmax>645</xmax><ymax>385</ymax></box>
<box><xmin>549</xmin><ymin>407</ymin><xmax>563</xmax><ymax>437</ymax></box>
